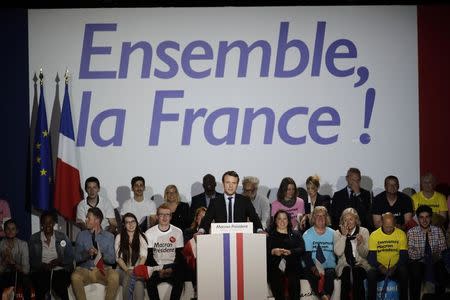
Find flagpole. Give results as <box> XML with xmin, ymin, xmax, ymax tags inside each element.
<box><xmin>63</xmin><ymin>68</ymin><xmax>74</xmax><ymax>241</ymax></box>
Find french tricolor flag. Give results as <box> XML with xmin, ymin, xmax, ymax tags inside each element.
<box><xmin>54</xmin><ymin>80</ymin><xmax>83</xmax><ymax>220</ymax></box>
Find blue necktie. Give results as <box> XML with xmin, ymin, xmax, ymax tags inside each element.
<box><xmin>316</xmin><ymin>243</ymin><xmax>326</xmax><ymax>264</ymax></box>
<box><xmin>228</xmin><ymin>197</ymin><xmax>233</xmax><ymax>223</ymax></box>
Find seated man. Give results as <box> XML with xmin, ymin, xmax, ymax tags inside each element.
<box><xmin>367</xmin><ymin>213</ymin><xmax>408</xmax><ymax>300</ymax></box>
<box><xmin>408</xmin><ymin>205</ymin><xmax>448</xmax><ymax>300</ymax></box>
<box><xmin>120</xmin><ymin>176</ymin><xmax>157</xmax><ymax>230</ymax></box>
<box><xmin>0</xmin><ymin>220</ymin><xmax>30</xmax><ymax>297</ymax></box>
<box><xmin>71</xmin><ymin>207</ymin><xmax>119</xmax><ymax>300</ymax></box>
<box><xmin>190</xmin><ymin>174</ymin><xmax>222</xmax><ymax>219</ymax></box>
<box><xmin>29</xmin><ymin>211</ymin><xmax>74</xmax><ymax>300</ymax></box>
<box><xmin>145</xmin><ymin>203</ymin><xmax>184</xmax><ymax>300</ymax></box>
<box><xmin>242</xmin><ymin>176</ymin><xmax>270</xmax><ymax>229</ymax></box>
<box><xmin>412</xmin><ymin>173</ymin><xmax>448</xmax><ymax>227</ymax></box>
<box><xmin>331</xmin><ymin>167</ymin><xmax>373</xmax><ymax>230</ymax></box>
<box><xmin>76</xmin><ymin>177</ymin><xmax>117</xmax><ymax>233</ymax></box>
<box><xmin>372</xmin><ymin>175</ymin><xmax>413</xmax><ymax>230</ymax></box>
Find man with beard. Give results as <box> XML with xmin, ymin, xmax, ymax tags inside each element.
<box><xmin>408</xmin><ymin>205</ymin><xmax>448</xmax><ymax>300</ymax></box>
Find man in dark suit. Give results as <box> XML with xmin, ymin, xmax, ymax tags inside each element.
<box><xmin>331</xmin><ymin>168</ymin><xmax>373</xmax><ymax>230</ymax></box>
<box><xmin>190</xmin><ymin>174</ymin><xmax>222</xmax><ymax>219</ymax></box>
<box><xmin>198</xmin><ymin>170</ymin><xmax>264</xmax><ymax>233</ymax></box>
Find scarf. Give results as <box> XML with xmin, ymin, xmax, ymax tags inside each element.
<box><xmin>342</xmin><ymin>226</ymin><xmax>359</xmax><ymax>267</ymax></box>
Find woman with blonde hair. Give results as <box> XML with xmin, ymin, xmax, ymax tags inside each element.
<box><xmin>302</xmin><ymin>206</ymin><xmax>335</xmax><ymax>300</ymax></box>
<box><xmin>334</xmin><ymin>207</ymin><xmax>370</xmax><ymax>300</ymax></box>
<box><xmin>300</xmin><ymin>175</ymin><xmax>331</xmax><ymax>231</ymax></box>
<box><xmin>164</xmin><ymin>184</ymin><xmax>191</xmax><ymax>230</ymax></box>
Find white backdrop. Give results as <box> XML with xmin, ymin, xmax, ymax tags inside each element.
<box><xmin>28</xmin><ymin>6</ymin><xmax>419</xmax><ymax>210</ymax></box>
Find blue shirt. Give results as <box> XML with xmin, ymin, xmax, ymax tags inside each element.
<box><xmin>74</xmin><ymin>229</ymin><xmax>115</xmax><ymax>269</ymax></box>
<box><xmin>303</xmin><ymin>227</ymin><xmax>336</xmax><ymax>269</ymax></box>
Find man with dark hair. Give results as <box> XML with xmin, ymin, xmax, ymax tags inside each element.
<box><xmin>408</xmin><ymin>205</ymin><xmax>448</xmax><ymax>300</ymax></box>
<box><xmin>29</xmin><ymin>211</ymin><xmax>73</xmax><ymax>300</ymax></box>
<box><xmin>190</xmin><ymin>174</ymin><xmax>222</xmax><ymax>219</ymax></box>
<box><xmin>198</xmin><ymin>170</ymin><xmax>263</xmax><ymax>233</ymax></box>
<box><xmin>372</xmin><ymin>175</ymin><xmax>413</xmax><ymax>230</ymax></box>
<box><xmin>121</xmin><ymin>176</ymin><xmax>156</xmax><ymax>228</ymax></box>
<box><xmin>0</xmin><ymin>219</ymin><xmax>30</xmax><ymax>298</ymax></box>
<box><xmin>71</xmin><ymin>207</ymin><xmax>119</xmax><ymax>300</ymax></box>
<box><xmin>331</xmin><ymin>167</ymin><xmax>373</xmax><ymax>230</ymax></box>
<box><xmin>76</xmin><ymin>177</ymin><xmax>117</xmax><ymax>232</ymax></box>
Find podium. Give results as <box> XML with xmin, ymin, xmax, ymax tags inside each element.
<box><xmin>197</xmin><ymin>223</ymin><xmax>267</xmax><ymax>300</ymax></box>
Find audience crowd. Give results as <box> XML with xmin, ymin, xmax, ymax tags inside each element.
<box><xmin>0</xmin><ymin>169</ymin><xmax>449</xmax><ymax>300</ymax></box>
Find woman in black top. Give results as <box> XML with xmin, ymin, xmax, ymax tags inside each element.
<box><xmin>267</xmin><ymin>209</ymin><xmax>305</xmax><ymax>300</ymax></box>
<box><xmin>164</xmin><ymin>184</ymin><xmax>191</xmax><ymax>230</ymax></box>
<box><xmin>299</xmin><ymin>175</ymin><xmax>331</xmax><ymax>231</ymax></box>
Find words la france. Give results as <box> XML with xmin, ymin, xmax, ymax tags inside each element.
<box><xmin>76</xmin><ymin>21</ymin><xmax>369</xmax><ymax>147</ymax></box>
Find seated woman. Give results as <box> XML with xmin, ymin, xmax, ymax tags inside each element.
<box><xmin>184</xmin><ymin>206</ymin><xmax>206</xmax><ymax>242</ymax></box>
<box><xmin>300</xmin><ymin>175</ymin><xmax>331</xmax><ymax>231</ymax></box>
<box><xmin>267</xmin><ymin>209</ymin><xmax>305</xmax><ymax>300</ymax></box>
<box><xmin>302</xmin><ymin>206</ymin><xmax>336</xmax><ymax>300</ymax></box>
<box><xmin>115</xmin><ymin>212</ymin><xmax>148</xmax><ymax>300</ymax></box>
<box><xmin>271</xmin><ymin>177</ymin><xmax>305</xmax><ymax>230</ymax></box>
<box><xmin>0</xmin><ymin>219</ymin><xmax>30</xmax><ymax>297</ymax></box>
<box><xmin>333</xmin><ymin>208</ymin><xmax>370</xmax><ymax>300</ymax></box>
<box><xmin>183</xmin><ymin>207</ymin><xmax>207</xmax><ymax>291</ymax></box>
<box><xmin>164</xmin><ymin>185</ymin><xmax>191</xmax><ymax>231</ymax></box>
<box><xmin>29</xmin><ymin>211</ymin><xmax>73</xmax><ymax>300</ymax></box>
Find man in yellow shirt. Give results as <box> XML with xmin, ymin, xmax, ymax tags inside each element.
<box><xmin>367</xmin><ymin>213</ymin><xmax>408</xmax><ymax>300</ymax></box>
<box><xmin>412</xmin><ymin>173</ymin><xmax>448</xmax><ymax>227</ymax></box>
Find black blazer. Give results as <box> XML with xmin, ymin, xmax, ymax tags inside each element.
<box><xmin>199</xmin><ymin>194</ymin><xmax>263</xmax><ymax>233</ymax></box>
<box><xmin>171</xmin><ymin>202</ymin><xmax>191</xmax><ymax>231</ymax></box>
<box><xmin>304</xmin><ymin>193</ymin><xmax>331</xmax><ymax>214</ymax></box>
<box><xmin>190</xmin><ymin>191</ymin><xmax>223</xmax><ymax>218</ymax></box>
<box><xmin>331</xmin><ymin>187</ymin><xmax>372</xmax><ymax>230</ymax></box>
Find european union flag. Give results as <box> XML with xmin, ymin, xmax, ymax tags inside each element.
<box><xmin>32</xmin><ymin>82</ymin><xmax>53</xmax><ymax>211</ymax></box>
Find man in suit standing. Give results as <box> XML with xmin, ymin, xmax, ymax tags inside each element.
<box><xmin>331</xmin><ymin>168</ymin><xmax>373</xmax><ymax>230</ymax></box>
<box><xmin>198</xmin><ymin>171</ymin><xmax>264</xmax><ymax>233</ymax></box>
<box><xmin>190</xmin><ymin>174</ymin><xmax>222</xmax><ymax>219</ymax></box>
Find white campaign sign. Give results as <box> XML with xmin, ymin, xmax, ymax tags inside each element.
<box><xmin>28</xmin><ymin>6</ymin><xmax>419</xmax><ymax>209</ymax></box>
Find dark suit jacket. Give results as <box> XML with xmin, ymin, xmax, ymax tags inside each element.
<box><xmin>199</xmin><ymin>194</ymin><xmax>263</xmax><ymax>233</ymax></box>
<box><xmin>304</xmin><ymin>193</ymin><xmax>331</xmax><ymax>214</ymax></box>
<box><xmin>171</xmin><ymin>201</ymin><xmax>191</xmax><ymax>231</ymax></box>
<box><xmin>190</xmin><ymin>192</ymin><xmax>223</xmax><ymax>218</ymax></box>
<box><xmin>331</xmin><ymin>187</ymin><xmax>373</xmax><ymax>230</ymax></box>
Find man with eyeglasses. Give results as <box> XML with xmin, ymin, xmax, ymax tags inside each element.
<box><xmin>242</xmin><ymin>176</ymin><xmax>270</xmax><ymax>229</ymax></box>
<box><xmin>144</xmin><ymin>203</ymin><xmax>184</xmax><ymax>300</ymax></box>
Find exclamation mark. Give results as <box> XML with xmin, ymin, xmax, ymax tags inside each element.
<box><xmin>359</xmin><ymin>88</ymin><xmax>375</xmax><ymax>144</ymax></box>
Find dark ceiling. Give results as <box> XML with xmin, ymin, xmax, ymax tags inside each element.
<box><xmin>22</xmin><ymin>0</ymin><xmax>450</xmax><ymax>9</ymax></box>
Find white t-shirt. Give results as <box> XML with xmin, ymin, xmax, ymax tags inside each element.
<box><xmin>76</xmin><ymin>196</ymin><xmax>115</xmax><ymax>229</ymax></box>
<box><xmin>114</xmin><ymin>233</ymin><xmax>148</xmax><ymax>267</ymax></box>
<box><xmin>120</xmin><ymin>197</ymin><xmax>156</xmax><ymax>224</ymax></box>
<box><xmin>145</xmin><ymin>225</ymin><xmax>183</xmax><ymax>266</ymax></box>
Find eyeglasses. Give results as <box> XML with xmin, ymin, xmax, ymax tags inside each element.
<box><xmin>125</xmin><ymin>220</ymin><xmax>137</xmax><ymax>225</ymax></box>
<box><xmin>158</xmin><ymin>213</ymin><xmax>171</xmax><ymax>217</ymax></box>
